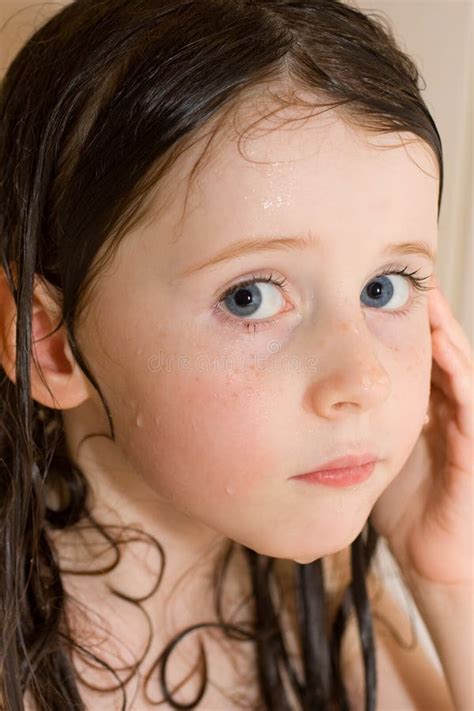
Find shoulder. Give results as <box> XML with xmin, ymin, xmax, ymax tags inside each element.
<box><xmin>341</xmin><ymin>571</ymin><xmax>456</xmax><ymax>711</ymax></box>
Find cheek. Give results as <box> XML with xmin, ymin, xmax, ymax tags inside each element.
<box><xmin>372</xmin><ymin>315</ymin><xmax>433</xmax><ymax>473</ymax></box>
<box><xmin>392</xmin><ymin>339</ymin><xmax>432</xmax><ymax>420</ymax></box>
<box><xmin>367</xmin><ymin>309</ymin><xmax>432</xmax><ymax>391</ymax></box>
<box><xmin>85</xmin><ymin>294</ymin><xmax>281</xmax><ymax>517</ymax></box>
<box><xmin>114</xmin><ymin>364</ymin><xmax>277</xmax><ymax>509</ymax></box>
<box><xmin>391</xmin><ymin>323</ymin><xmax>432</xmax><ymax>399</ymax></box>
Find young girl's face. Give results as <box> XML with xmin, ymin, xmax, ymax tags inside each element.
<box><xmin>70</xmin><ymin>103</ymin><xmax>438</xmax><ymax>564</ymax></box>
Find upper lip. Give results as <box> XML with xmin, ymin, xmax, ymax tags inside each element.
<box><xmin>294</xmin><ymin>453</ymin><xmax>377</xmax><ymax>476</ymax></box>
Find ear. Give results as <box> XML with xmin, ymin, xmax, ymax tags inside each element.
<box><xmin>0</xmin><ymin>269</ymin><xmax>91</xmax><ymax>409</ymax></box>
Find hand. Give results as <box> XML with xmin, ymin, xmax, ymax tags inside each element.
<box><xmin>369</xmin><ymin>274</ymin><xmax>473</xmax><ymax>588</ymax></box>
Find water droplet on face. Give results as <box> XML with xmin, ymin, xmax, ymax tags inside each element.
<box><xmin>225</xmin><ymin>483</ymin><xmax>236</xmax><ymax>496</ymax></box>
<box><xmin>135</xmin><ymin>413</ymin><xmax>144</xmax><ymax>428</ymax></box>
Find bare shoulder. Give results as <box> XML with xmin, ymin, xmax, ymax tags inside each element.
<box><xmin>341</xmin><ymin>571</ymin><xmax>456</xmax><ymax>711</ymax></box>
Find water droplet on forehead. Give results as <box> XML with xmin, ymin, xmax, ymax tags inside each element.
<box><xmin>135</xmin><ymin>413</ymin><xmax>144</xmax><ymax>428</ymax></box>
<box><xmin>225</xmin><ymin>483</ymin><xmax>236</xmax><ymax>496</ymax></box>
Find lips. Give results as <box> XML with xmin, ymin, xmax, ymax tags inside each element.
<box><xmin>295</xmin><ymin>453</ymin><xmax>377</xmax><ymax>476</ymax></box>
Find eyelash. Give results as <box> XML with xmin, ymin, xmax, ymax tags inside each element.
<box><xmin>214</xmin><ymin>264</ymin><xmax>433</xmax><ymax>334</ymax></box>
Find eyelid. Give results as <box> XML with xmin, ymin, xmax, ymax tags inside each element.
<box><xmin>215</xmin><ymin>261</ymin><xmax>432</xmax><ymax>302</ymax></box>
<box><xmin>367</xmin><ymin>261</ymin><xmax>432</xmax><ymax>286</ymax></box>
<box><xmin>216</xmin><ymin>269</ymin><xmax>293</xmax><ymax>303</ymax></box>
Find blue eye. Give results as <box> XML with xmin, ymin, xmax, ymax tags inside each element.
<box><xmin>220</xmin><ymin>274</ymin><xmax>288</xmax><ymax>320</ymax></box>
<box><xmin>360</xmin><ymin>267</ymin><xmax>432</xmax><ymax>312</ymax></box>
<box><xmin>361</xmin><ymin>273</ymin><xmax>408</xmax><ymax>309</ymax></box>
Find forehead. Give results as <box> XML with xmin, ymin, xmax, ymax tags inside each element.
<box><xmin>127</xmin><ymin>98</ymin><xmax>439</xmax><ymax>264</ymax></box>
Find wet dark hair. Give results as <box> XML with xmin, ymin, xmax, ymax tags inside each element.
<box><xmin>0</xmin><ymin>1</ymin><xmax>442</xmax><ymax>709</ymax></box>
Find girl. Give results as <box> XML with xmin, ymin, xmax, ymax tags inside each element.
<box><xmin>0</xmin><ymin>1</ymin><xmax>472</xmax><ymax>710</ymax></box>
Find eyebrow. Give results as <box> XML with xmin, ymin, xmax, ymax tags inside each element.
<box><xmin>179</xmin><ymin>233</ymin><xmax>436</xmax><ymax>277</ymax></box>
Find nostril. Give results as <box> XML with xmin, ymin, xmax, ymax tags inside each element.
<box><xmin>333</xmin><ymin>401</ymin><xmax>358</xmax><ymax>410</ymax></box>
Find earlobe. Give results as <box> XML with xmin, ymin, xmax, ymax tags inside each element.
<box><xmin>0</xmin><ymin>270</ymin><xmax>91</xmax><ymax>410</ymax></box>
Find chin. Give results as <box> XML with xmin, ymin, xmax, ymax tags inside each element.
<box><xmin>293</xmin><ymin>556</ymin><xmax>319</xmax><ymax>565</ymax></box>
<box><xmin>292</xmin><ymin>549</ymin><xmax>329</xmax><ymax>564</ymax></box>
<box><xmin>291</xmin><ymin>533</ymin><xmax>362</xmax><ymax>565</ymax></box>
<box><xmin>247</xmin><ymin>533</ymin><xmax>353</xmax><ymax>564</ymax></box>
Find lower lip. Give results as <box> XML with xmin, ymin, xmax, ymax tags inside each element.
<box><xmin>292</xmin><ymin>461</ymin><xmax>376</xmax><ymax>488</ymax></box>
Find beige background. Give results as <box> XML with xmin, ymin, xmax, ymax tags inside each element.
<box><xmin>1</xmin><ymin>0</ymin><xmax>473</xmax><ymax>678</ymax></box>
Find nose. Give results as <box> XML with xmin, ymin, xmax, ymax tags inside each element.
<box><xmin>307</xmin><ymin>316</ymin><xmax>391</xmax><ymax>420</ymax></box>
